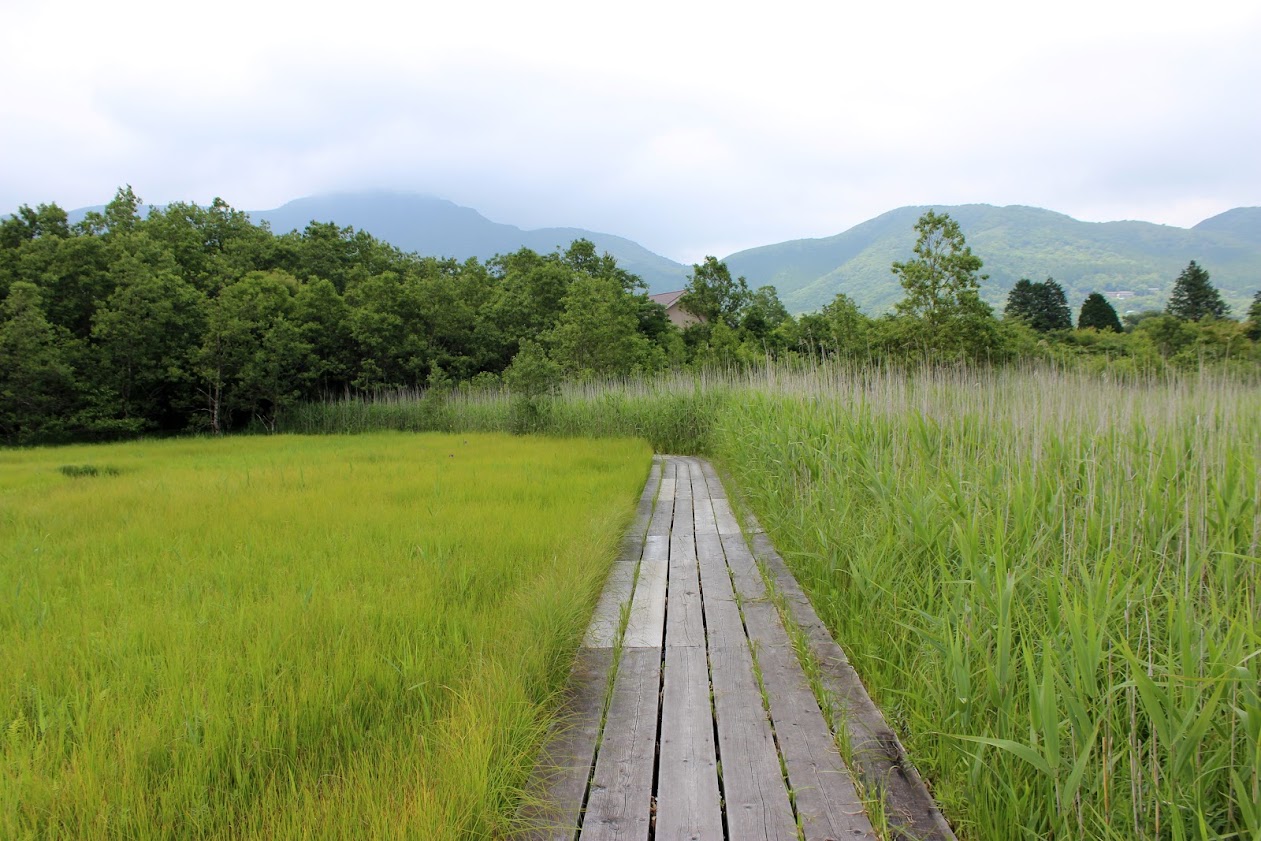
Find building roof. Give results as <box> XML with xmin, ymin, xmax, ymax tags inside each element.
<box><xmin>649</xmin><ymin>290</ymin><xmax>687</xmax><ymax>309</ymax></box>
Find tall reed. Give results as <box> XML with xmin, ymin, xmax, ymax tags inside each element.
<box><xmin>287</xmin><ymin>361</ymin><xmax>1261</xmax><ymax>839</ymax></box>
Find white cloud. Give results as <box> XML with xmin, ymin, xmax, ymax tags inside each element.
<box><xmin>1</xmin><ymin>0</ymin><xmax>1258</xmax><ymax>259</ymax></box>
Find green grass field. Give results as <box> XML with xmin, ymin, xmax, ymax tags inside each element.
<box><xmin>0</xmin><ymin>432</ymin><xmax>651</xmax><ymax>839</ymax></box>
<box><xmin>287</xmin><ymin>364</ymin><xmax>1261</xmax><ymax>840</ymax></box>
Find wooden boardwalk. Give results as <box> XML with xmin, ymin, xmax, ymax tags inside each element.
<box><xmin>524</xmin><ymin>455</ymin><xmax>954</xmax><ymax>841</ymax></box>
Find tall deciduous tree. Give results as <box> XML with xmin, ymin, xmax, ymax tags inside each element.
<box><xmin>891</xmin><ymin>210</ymin><xmax>999</xmax><ymax>358</ymax></box>
<box><xmin>1167</xmin><ymin>261</ymin><xmax>1229</xmax><ymax>321</ymax></box>
<box><xmin>1005</xmin><ymin>277</ymin><xmax>1072</xmax><ymax>332</ymax></box>
<box><xmin>1078</xmin><ymin>293</ymin><xmax>1123</xmax><ymax>332</ymax></box>
<box><xmin>0</xmin><ymin>282</ymin><xmax>80</xmax><ymax>442</ymax></box>
<box><xmin>547</xmin><ymin>276</ymin><xmax>656</xmax><ymax>378</ymax></box>
<box><xmin>680</xmin><ymin>256</ymin><xmax>750</xmax><ymax>326</ymax></box>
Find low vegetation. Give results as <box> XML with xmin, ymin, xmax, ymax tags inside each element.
<box><xmin>0</xmin><ymin>432</ymin><xmax>651</xmax><ymax>838</ymax></box>
<box><xmin>287</xmin><ymin>363</ymin><xmax>1261</xmax><ymax>840</ymax></box>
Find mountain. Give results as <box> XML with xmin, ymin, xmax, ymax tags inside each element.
<box><xmin>57</xmin><ymin>193</ymin><xmax>1259</xmax><ymax>315</ymax></box>
<box><xmin>722</xmin><ymin>204</ymin><xmax>1261</xmax><ymax>315</ymax></box>
<box><xmin>251</xmin><ymin>192</ymin><xmax>692</xmax><ymax>294</ymax></box>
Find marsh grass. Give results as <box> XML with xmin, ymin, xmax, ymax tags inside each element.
<box><xmin>291</xmin><ymin>362</ymin><xmax>1261</xmax><ymax>839</ymax></box>
<box><xmin>1</xmin><ymin>432</ymin><xmax>651</xmax><ymax>839</ymax></box>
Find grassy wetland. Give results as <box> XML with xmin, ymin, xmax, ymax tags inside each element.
<box><xmin>291</xmin><ymin>364</ymin><xmax>1261</xmax><ymax>840</ymax></box>
<box><xmin>0</xmin><ymin>432</ymin><xmax>651</xmax><ymax>839</ymax></box>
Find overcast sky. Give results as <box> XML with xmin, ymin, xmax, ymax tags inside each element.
<box><xmin>2</xmin><ymin>0</ymin><xmax>1258</xmax><ymax>262</ymax></box>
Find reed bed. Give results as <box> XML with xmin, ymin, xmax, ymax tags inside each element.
<box><xmin>287</xmin><ymin>362</ymin><xmax>1261</xmax><ymax>839</ymax></box>
<box><xmin>0</xmin><ymin>432</ymin><xmax>651</xmax><ymax>839</ymax></box>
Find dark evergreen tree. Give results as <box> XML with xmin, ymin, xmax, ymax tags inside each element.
<box><xmin>1246</xmin><ymin>291</ymin><xmax>1261</xmax><ymax>341</ymax></box>
<box><xmin>1005</xmin><ymin>277</ymin><xmax>1072</xmax><ymax>332</ymax></box>
<box><xmin>1167</xmin><ymin>260</ymin><xmax>1229</xmax><ymax>321</ymax></box>
<box><xmin>1078</xmin><ymin>293</ymin><xmax>1123</xmax><ymax>332</ymax></box>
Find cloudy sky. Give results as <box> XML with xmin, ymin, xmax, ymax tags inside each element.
<box><xmin>2</xmin><ymin>0</ymin><xmax>1258</xmax><ymax>262</ymax></box>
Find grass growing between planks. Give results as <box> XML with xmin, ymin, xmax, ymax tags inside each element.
<box><xmin>0</xmin><ymin>432</ymin><xmax>652</xmax><ymax>839</ymax></box>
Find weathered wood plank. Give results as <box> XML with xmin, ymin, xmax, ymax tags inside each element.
<box><xmin>624</xmin><ymin>548</ymin><xmax>667</xmax><ymax>649</ymax></box>
<box><xmin>719</xmin><ymin>532</ymin><xmax>768</xmax><ymax>601</ymax></box>
<box><xmin>696</xmin><ymin>458</ymin><xmax>726</xmax><ymax>499</ymax></box>
<box><xmin>656</xmin><ymin>644</ymin><xmax>722</xmax><ymax>841</ymax></box>
<box><xmin>696</xmin><ymin>532</ymin><xmax>797</xmax><ymax>841</ymax></box>
<box><xmin>587</xmin><ymin>462</ymin><xmax>664</xmax><ymax>648</ymax></box>
<box><xmin>710</xmin><ymin>497</ymin><xmax>741</xmax><ymax>536</ymax></box>
<box><xmin>694</xmin><ymin>534</ymin><xmax>743</xmax><ymax>648</ymax></box>
<box><xmin>721</xmin><ymin>519</ymin><xmax>875</xmax><ymax>840</ymax></box>
<box><xmin>751</xmin><ymin>533</ymin><xmax>957</xmax><ymax>841</ymax></box>
<box><xmin>666</xmin><ymin>503</ymin><xmax>704</xmax><ymax>651</ymax></box>
<box><xmin>647</xmin><ymin>462</ymin><xmax>675</xmax><ymax>538</ymax></box>
<box><xmin>582</xmin><ymin>648</ymin><xmax>662</xmax><ymax>841</ymax></box>
<box><xmin>519</xmin><ymin>647</ymin><xmax>615</xmax><ymax>840</ymax></box>
<box><xmin>584</xmin><ymin>560</ymin><xmax>637</xmax><ymax>648</ymax></box>
<box><xmin>753</xmin><ymin>629</ymin><xmax>877</xmax><ymax>840</ymax></box>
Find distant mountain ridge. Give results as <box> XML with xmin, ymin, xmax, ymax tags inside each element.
<box><xmin>723</xmin><ymin>204</ymin><xmax>1261</xmax><ymax>315</ymax></box>
<box><xmin>59</xmin><ymin>193</ymin><xmax>1260</xmax><ymax>314</ymax></box>
<box><xmin>251</xmin><ymin>193</ymin><xmax>693</xmax><ymax>294</ymax></box>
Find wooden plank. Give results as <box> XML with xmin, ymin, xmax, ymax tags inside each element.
<box><xmin>655</xmin><ymin>644</ymin><xmax>722</xmax><ymax>841</ymax></box>
<box><xmin>624</xmin><ymin>550</ymin><xmax>667</xmax><ymax>649</ymax></box>
<box><xmin>666</xmin><ymin>501</ymin><xmax>704</xmax><ymax>651</ymax></box>
<box><xmin>710</xmin><ymin>497</ymin><xmax>741</xmax><ymax>536</ymax></box>
<box><xmin>751</xmin><ymin>533</ymin><xmax>957</xmax><ymax>841</ymax></box>
<box><xmin>582</xmin><ymin>648</ymin><xmax>662</xmax><ymax>841</ymax></box>
<box><xmin>520</xmin><ymin>647</ymin><xmax>615</xmax><ymax>840</ymax></box>
<box><xmin>721</xmin><ymin>518</ymin><xmax>874</xmax><ymax>839</ymax></box>
<box><xmin>694</xmin><ymin>534</ymin><xmax>743</xmax><ymax>648</ymax></box>
<box><xmin>754</xmin><ymin>632</ymin><xmax>877</xmax><ymax>841</ymax></box>
<box><xmin>587</xmin><ymin>462</ymin><xmax>663</xmax><ymax>648</ymax></box>
<box><xmin>584</xmin><ymin>560</ymin><xmax>637</xmax><ymax>648</ymax></box>
<box><xmin>690</xmin><ymin>462</ymin><xmax>718</xmax><ymax>536</ymax></box>
<box><xmin>719</xmin><ymin>532</ymin><xmax>768</xmax><ymax>601</ymax></box>
<box><xmin>648</xmin><ymin>463</ymin><xmax>675</xmax><ymax>538</ymax></box>
<box><xmin>696</xmin><ymin>532</ymin><xmax>797</xmax><ymax>841</ymax></box>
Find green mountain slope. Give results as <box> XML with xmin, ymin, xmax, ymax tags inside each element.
<box><xmin>723</xmin><ymin>204</ymin><xmax>1261</xmax><ymax>315</ymax></box>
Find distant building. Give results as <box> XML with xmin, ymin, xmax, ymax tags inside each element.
<box><xmin>1108</xmin><ymin>291</ymin><xmax>1135</xmax><ymax>300</ymax></box>
<box><xmin>650</xmin><ymin>290</ymin><xmax>705</xmax><ymax>329</ymax></box>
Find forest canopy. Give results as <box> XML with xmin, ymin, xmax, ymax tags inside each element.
<box><xmin>2</xmin><ymin>190</ymin><xmax>1258</xmax><ymax>444</ymax></box>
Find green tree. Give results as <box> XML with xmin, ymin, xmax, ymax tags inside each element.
<box><xmin>0</xmin><ymin>282</ymin><xmax>80</xmax><ymax>442</ymax></box>
<box><xmin>1244</xmin><ymin>291</ymin><xmax>1260</xmax><ymax>340</ymax></box>
<box><xmin>891</xmin><ymin>211</ymin><xmax>1000</xmax><ymax>358</ymax></box>
<box><xmin>561</xmin><ymin>238</ymin><xmax>645</xmax><ymax>293</ymax></box>
<box><xmin>1167</xmin><ymin>261</ymin><xmax>1229</xmax><ymax>321</ymax></box>
<box><xmin>547</xmin><ymin>276</ymin><xmax>656</xmax><ymax>378</ymax></box>
<box><xmin>741</xmin><ymin>285</ymin><xmax>790</xmax><ymax>340</ymax></box>
<box><xmin>680</xmin><ymin>257</ymin><xmax>750</xmax><ymax>327</ymax></box>
<box><xmin>92</xmin><ymin>260</ymin><xmax>206</xmax><ymax>427</ymax></box>
<box><xmin>1005</xmin><ymin>277</ymin><xmax>1072</xmax><ymax>332</ymax></box>
<box><xmin>791</xmin><ymin>293</ymin><xmax>872</xmax><ymax>359</ymax></box>
<box><xmin>1078</xmin><ymin>293</ymin><xmax>1123</xmax><ymax>332</ymax></box>
<box><xmin>198</xmin><ymin>271</ymin><xmax>311</xmax><ymax>432</ymax></box>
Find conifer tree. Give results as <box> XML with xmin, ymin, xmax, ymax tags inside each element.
<box><xmin>1078</xmin><ymin>293</ymin><xmax>1123</xmax><ymax>332</ymax></box>
<box><xmin>1005</xmin><ymin>277</ymin><xmax>1072</xmax><ymax>332</ymax></box>
<box><xmin>1167</xmin><ymin>260</ymin><xmax>1229</xmax><ymax>321</ymax></box>
<box><xmin>1246</xmin><ymin>291</ymin><xmax>1261</xmax><ymax>340</ymax></box>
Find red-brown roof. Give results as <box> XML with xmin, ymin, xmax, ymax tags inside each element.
<box><xmin>649</xmin><ymin>290</ymin><xmax>687</xmax><ymax>309</ymax></box>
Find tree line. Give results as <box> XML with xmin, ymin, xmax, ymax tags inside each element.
<box><xmin>2</xmin><ymin>190</ymin><xmax>1259</xmax><ymax>443</ymax></box>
